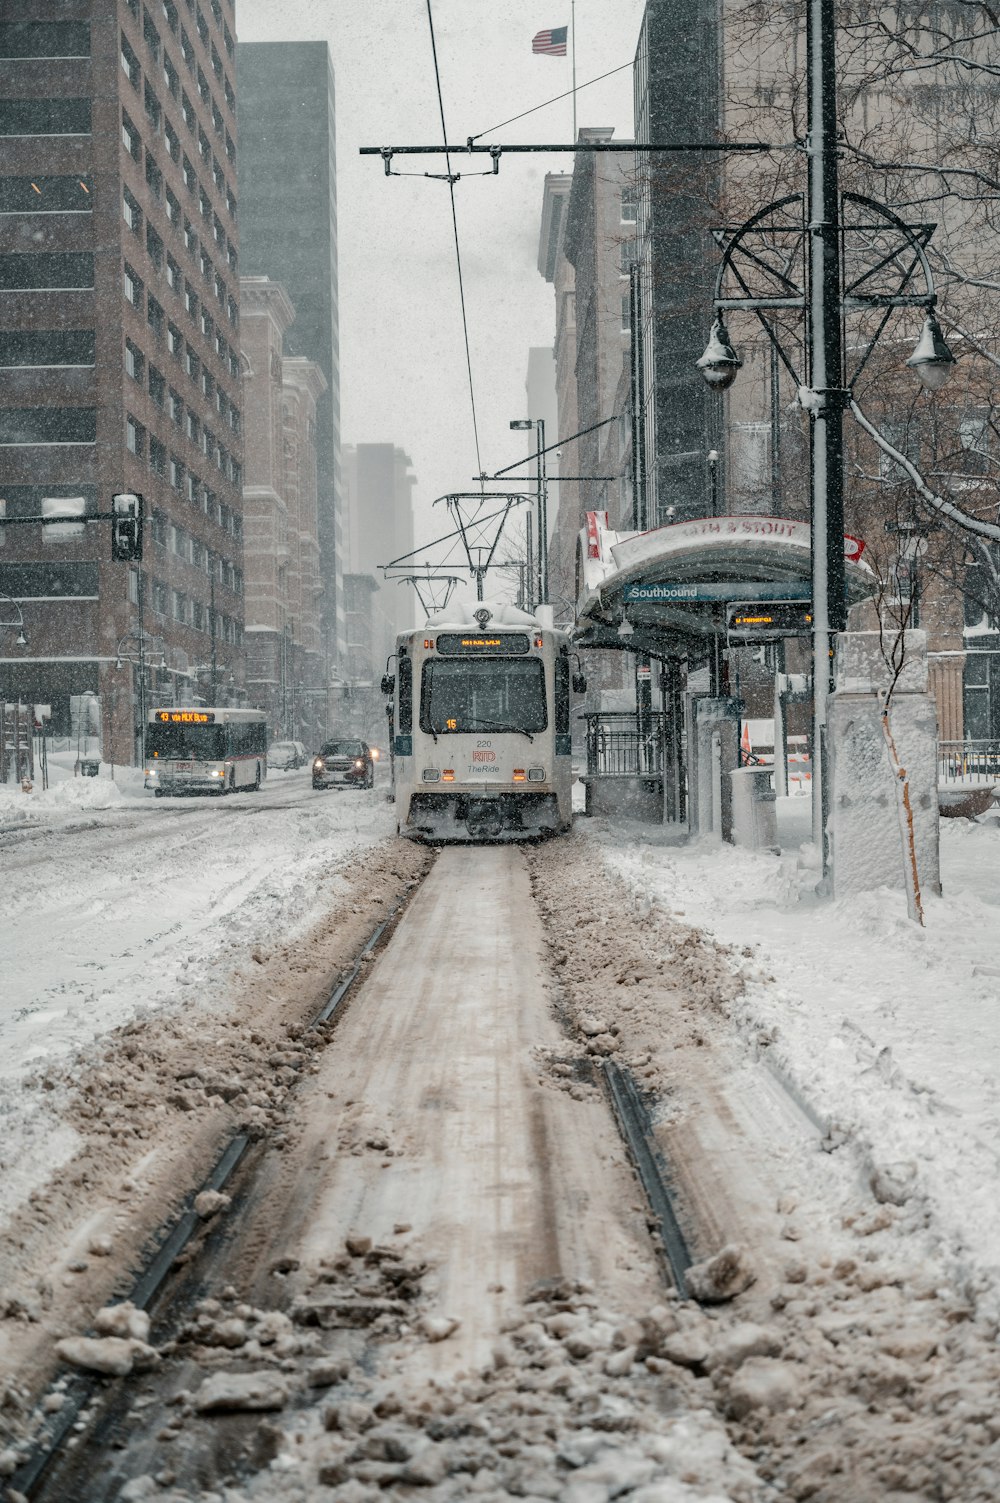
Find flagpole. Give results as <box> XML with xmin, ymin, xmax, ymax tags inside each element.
<box><xmin>571</xmin><ymin>0</ymin><xmax>577</xmax><ymax>141</ymax></box>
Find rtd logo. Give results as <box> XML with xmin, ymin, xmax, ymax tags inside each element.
<box><xmin>472</xmin><ymin>750</ymin><xmax>496</xmax><ymax>763</ymax></box>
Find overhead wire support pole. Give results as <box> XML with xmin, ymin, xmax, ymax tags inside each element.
<box><xmin>362</xmin><ymin>140</ymin><xmax>776</xmax><ymax>170</ymax></box>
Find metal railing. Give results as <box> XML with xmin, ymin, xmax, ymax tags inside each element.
<box><xmin>938</xmin><ymin>739</ymin><xmax>1000</xmax><ymax>785</ymax></box>
<box><xmin>583</xmin><ymin>711</ymin><xmax>665</xmax><ymax>778</ymax></box>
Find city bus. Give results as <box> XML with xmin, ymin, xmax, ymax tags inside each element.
<box><xmin>144</xmin><ymin>706</ymin><xmax>268</xmax><ymax>796</ymax></box>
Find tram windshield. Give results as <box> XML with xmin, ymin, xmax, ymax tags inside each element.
<box><xmin>146</xmin><ymin>722</ymin><xmax>227</xmax><ymax>761</ymax></box>
<box><xmin>420</xmin><ymin>659</ymin><xmax>547</xmax><ymax>734</ymax></box>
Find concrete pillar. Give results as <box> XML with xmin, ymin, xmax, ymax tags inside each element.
<box><xmin>828</xmin><ymin>631</ymin><xmax>940</xmax><ymax>901</ymax></box>
<box><xmin>692</xmin><ymin>696</ymin><xmax>741</xmax><ymax>842</ymax></box>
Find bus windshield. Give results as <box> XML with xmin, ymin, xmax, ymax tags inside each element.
<box><xmin>146</xmin><ymin>722</ymin><xmax>227</xmax><ymax>760</ymax></box>
<box><xmin>420</xmin><ymin>658</ymin><xmax>547</xmax><ymax>735</ymax></box>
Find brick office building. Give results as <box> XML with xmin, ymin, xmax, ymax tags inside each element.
<box><xmin>0</xmin><ymin>1</ymin><xmax>246</xmax><ymax>763</ymax></box>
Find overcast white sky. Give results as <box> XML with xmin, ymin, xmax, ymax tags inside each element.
<box><xmin>238</xmin><ymin>0</ymin><xmax>646</xmax><ymax>571</ymax></box>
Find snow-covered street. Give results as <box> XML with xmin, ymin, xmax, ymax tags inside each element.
<box><xmin>3</xmin><ymin>783</ymin><xmax>1000</xmax><ymax>1501</ymax></box>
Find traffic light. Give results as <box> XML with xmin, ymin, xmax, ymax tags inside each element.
<box><xmin>111</xmin><ymin>491</ymin><xmax>143</xmax><ymax>561</ymax></box>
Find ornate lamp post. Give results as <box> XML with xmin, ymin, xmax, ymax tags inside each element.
<box><xmin>697</xmin><ymin>0</ymin><xmax>955</xmax><ymax>874</ymax></box>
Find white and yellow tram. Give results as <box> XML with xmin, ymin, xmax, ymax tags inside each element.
<box><xmin>385</xmin><ymin>602</ymin><xmax>583</xmax><ymax>842</ymax></box>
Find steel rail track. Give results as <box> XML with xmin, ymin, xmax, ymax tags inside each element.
<box><xmin>10</xmin><ymin>878</ymin><xmax>421</xmax><ymax>1501</ymax></box>
<box><xmin>600</xmin><ymin>1059</ymin><xmax>693</xmax><ymax>1297</ymax></box>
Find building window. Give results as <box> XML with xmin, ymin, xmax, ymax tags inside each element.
<box><xmin>229</xmin><ymin>404</ymin><xmax>240</xmax><ymax>435</ymax></box>
<box><xmin>213</xmin><ymin>99</ymin><xmax>224</xmax><ymax>135</ymax></box>
<box><xmin>229</xmin><ymin>350</ymin><xmax>239</xmax><ymax>380</ymax></box>
<box><xmin>126</xmin><ymin>414</ymin><xmax>145</xmax><ymax>455</ymax></box>
<box><xmin>143</xmin><ymin>79</ymin><xmax>160</xmax><ymax>130</ymax></box>
<box><xmin>146</xmin><ymin>222</ymin><xmax>164</xmax><ymax>269</ymax></box>
<box><xmin>152</xmin><ymin>580</ymin><xmax>168</xmax><ymax>615</ymax></box>
<box><xmin>200</xmin><ymin>307</ymin><xmax>213</xmax><ymax>339</ymax></box>
<box><xmin>123</xmin><ymin>263</ymin><xmax>143</xmax><ymax>305</ymax></box>
<box><xmin>186</xmin><ymin>344</ymin><xmax>199</xmax><ymax>379</ymax></box>
<box><xmin>169</xmin><ymin>387</ymin><xmax>183</xmax><ymax>423</ymax></box>
<box><xmin>149</xmin><ymin>436</ymin><xmax>167</xmax><ymax>475</ymax></box>
<box><xmin>149</xmin><ymin>364</ymin><xmax>165</xmax><ymax>405</ymax></box>
<box><xmin>226</xmin><ymin>240</ymin><xmax>237</xmax><ymax>273</ymax></box>
<box><xmin>163</xmin><ymin>54</ymin><xmax>179</xmax><ymax>98</ymax></box>
<box><xmin>0</xmin><ymin>329</ymin><xmax>95</xmax><ymax>367</ymax></box>
<box><xmin>199</xmin><ymin>187</ymin><xmax>212</xmax><ymax>221</ymax></box>
<box><xmin>123</xmin><ymin>187</ymin><xmax>142</xmax><ymax>234</ymax></box>
<box><xmin>0</xmin><ymin>98</ymin><xmax>91</xmax><ymax>136</ymax></box>
<box><xmin>0</xmin><ymin>251</ymin><xmax>94</xmax><ymax>289</ymax></box>
<box><xmin>167</xmin><ymin>322</ymin><xmax>182</xmax><ymax>357</ymax></box>
<box><xmin>223</xmin><ymin>78</ymin><xmax>235</xmax><ymax>116</ymax></box>
<box><xmin>166</xmin><ymin>253</ymin><xmax>180</xmax><ymax>290</ymax></box>
<box><xmin>181</xmin><ymin>27</ymin><xmax>195</xmax><ymax>69</ymax></box>
<box><xmin>182</xmin><ymin>153</ymin><xmax>195</xmax><ymax>192</ymax></box>
<box><xmin>172</xmin><ymin>590</ymin><xmax>187</xmax><ymax>623</ymax></box>
<box><xmin>125</xmin><ymin>338</ymin><xmax>144</xmax><ymax>381</ymax></box>
<box><xmin>227</xmin><ymin>294</ymin><xmax>237</xmax><ymax>327</ymax></box>
<box><xmin>169</xmin><ymin>455</ymin><xmax>184</xmax><ymax>490</ymax></box>
<box><xmin>162</xmin><ymin>1</ymin><xmax>178</xmax><ymax>35</ymax></box>
<box><xmin>120</xmin><ymin>33</ymin><xmax>141</xmax><ymax>87</ymax></box>
<box><xmin>121</xmin><ymin>109</ymin><xmax>141</xmax><ymax>158</ymax></box>
<box><xmin>200</xmin><ymin>246</ymin><xmax>212</xmax><ymax>280</ymax></box>
<box><xmin>621</xmin><ymin>185</ymin><xmax>638</xmax><ymax>223</ymax></box>
<box><xmin>212</xmin><ymin>158</ymin><xmax>225</xmax><ymax>193</ymax></box>
<box><xmin>213</xmin><ymin>214</ymin><xmax>225</xmax><ymax>248</ymax></box>
<box><xmin>142</xmin><ymin>8</ymin><xmax>161</xmax><ymax>59</ymax></box>
<box><xmin>198</xmin><ymin>126</ymin><xmax>210</xmax><ymax>160</ymax></box>
<box><xmin>186</xmin><ymin>410</ymin><xmax>199</xmax><ymax>444</ymax></box>
<box><xmin>225</xmin><ymin>186</ymin><xmax>236</xmax><ymax>219</ymax></box>
<box><xmin>202</xmin><ymin>424</ymin><xmax>214</xmax><ymax>457</ymax></box>
<box><xmin>201</xmin><ymin>368</ymin><xmax>214</xmax><ymax>402</ymax></box>
<box><xmin>181</xmin><ymin>91</ymin><xmax>195</xmax><ymax>131</ymax></box>
<box><xmin>197</xmin><ymin>65</ymin><xmax>210</xmax><ymax>104</ymax></box>
<box><xmin>184</xmin><ymin>280</ymin><xmax>198</xmax><ymax>318</ymax></box>
<box><xmin>147</xmin><ymin>294</ymin><xmax>165</xmax><ymax>338</ymax></box>
<box><xmin>151</xmin><ymin>510</ymin><xmax>167</xmax><ymax>547</ymax></box>
<box><xmin>145</xmin><ymin>153</ymin><xmax>162</xmax><ymax>200</ymax></box>
<box><xmin>196</xmin><ymin>8</ymin><xmax>209</xmax><ymax>46</ymax></box>
<box><xmin>621</xmin><ymin>293</ymin><xmax>630</xmax><ymax>332</ymax></box>
<box><xmin>164</xmin><ymin>119</ymin><xmax>180</xmax><ymax>161</ymax></box>
<box><xmin>165</xmin><ymin>186</ymin><xmax>180</xmax><ymax>225</ymax></box>
<box><xmin>0</xmin><ymin>408</ymin><xmax>96</xmax><ymax>446</ymax></box>
<box><xmin>185</xmin><ymin>470</ymin><xmax>199</xmax><ymax>503</ymax></box>
<box><xmin>224</xmin><ymin>130</ymin><xmax>235</xmax><ymax>164</ymax></box>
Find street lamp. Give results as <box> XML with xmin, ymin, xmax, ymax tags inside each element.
<box><xmin>510</xmin><ymin>418</ymin><xmax>548</xmax><ymax>605</ymax></box>
<box><xmin>696</xmin><ymin>0</ymin><xmax>954</xmax><ymax>876</ymax></box>
<box><xmin>706</xmin><ymin>450</ymin><xmax>719</xmax><ymax>517</ymax></box>
<box><xmin>0</xmin><ymin>594</ymin><xmax>28</xmax><ymax>648</ymax></box>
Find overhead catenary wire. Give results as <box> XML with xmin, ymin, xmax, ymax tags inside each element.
<box><xmin>425</xmin><ymin>0</ymin><xmax>485</xmax><ymax>491</ymax></box>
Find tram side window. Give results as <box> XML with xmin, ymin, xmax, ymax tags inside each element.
<box><xmin>398</xmin><ymin>651</ymin><xmax>412</xmax><ymax>734</ymax></box>
<box><xmin>555</xmin><ymin>651</ymin><xmax>570</xmax><ymax>736</ymax></box>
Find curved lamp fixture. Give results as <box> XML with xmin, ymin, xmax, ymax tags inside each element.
<box><xmin>906</xmin><ymin>311</ymin><xmax>956</xmax><ymax>391</ymax></box>
<box><xmin>696</xmin><ymin>319</ymin><xmax>742</xmax><ymax>390</ymax></box>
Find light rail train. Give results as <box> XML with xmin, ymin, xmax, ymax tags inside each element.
<box><xmin>385</xmin><ymin>602</ymin><xmax>584</xmax><ymax>841</ymax></box>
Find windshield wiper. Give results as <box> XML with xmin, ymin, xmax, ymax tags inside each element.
<box><xmin>469</xmin><ymin>718</ymin><xmax>534</xmax><ymax>743</ymax></box>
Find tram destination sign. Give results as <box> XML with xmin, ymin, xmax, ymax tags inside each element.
<box><xmin>623</xmin><ymin>580</ymin><xmax>811</xmax><ymax>604</ymax></box>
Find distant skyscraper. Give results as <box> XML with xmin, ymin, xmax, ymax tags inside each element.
<box><xmin>341</xmin><ymin>443</ymin><xmax>416</xmax><ymax>640</ymax></box>
<box><xmin>236</xmin><ymin>40</ymin><xmax>344</xmax><ymax>676</ymax></box>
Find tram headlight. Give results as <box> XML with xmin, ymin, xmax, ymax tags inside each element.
<box><xmin>528</xmin><ymin>767</ymin><xmax>546</xmax><ymax>782</ymax></box>
<box><xmin>422</xmin><ymin>768</ymin><xmax>441</xmax><ymax>782</ymax></box>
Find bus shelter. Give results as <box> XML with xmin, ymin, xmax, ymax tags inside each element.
<box><xmin>573</xmin><ymin>511</ymin><xmax>873</xmax><ymax>828</ymax></box>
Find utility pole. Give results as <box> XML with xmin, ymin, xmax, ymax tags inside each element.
<box><xmin>806</xmin><ymin>0</ymin><xmax>847</xmax><ymax>867</ymax></box>
<box><xmin>210</xmin><ymin>572</ymin><xmax>218</xmax><ymax>705</ymax></box>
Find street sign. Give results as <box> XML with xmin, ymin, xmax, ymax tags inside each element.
<box><xmin>624</xmin><ymin>580</ymin><xmax>811</xmax><ymax>604</ymax></box>
<box><xmin>727</xmin><ymin>602</ymin><xmax>813</xmax><ymax>643</ymax></box>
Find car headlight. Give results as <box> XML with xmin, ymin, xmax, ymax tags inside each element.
<box><xmin>354</xmin><ymin>759</ymin><xmax>364</xmax><ymax>769</ymax></box>
<box><xmin>313</xmin><ymin>759</ymin><xmax>324</xmax><ymax>771</ymax></box>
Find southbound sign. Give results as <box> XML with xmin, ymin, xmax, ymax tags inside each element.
<box><xmin>623</xmin><ymin>580</ymin><xmax>812</xmax><ymax>604</ymax></box>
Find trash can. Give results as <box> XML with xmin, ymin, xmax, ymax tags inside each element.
<box><xmin>78</xmin><ymin>758</ymin><xmax>101</xmax><ymax>777</ymax></box>
<box><xmin>728</xmin><ymin>766</ymin><xmax>778</xmax><ymax>851</ymax></box>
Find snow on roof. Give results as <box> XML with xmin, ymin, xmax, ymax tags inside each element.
<box><xmin>422</xmin><ymin>599</ymin><xmax>540</xmax><ymax>630</ymax></box>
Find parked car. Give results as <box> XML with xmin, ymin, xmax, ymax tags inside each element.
<box><xmin>312</xmin><ymin>739</ymin><xmax>374</xmax><ymax>790</ymax></box>
<box><xmin>268</xmin><ymin>740</ymin><xmax>308</xmax><ymax>770</ymax></box>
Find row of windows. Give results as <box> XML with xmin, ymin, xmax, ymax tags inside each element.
<box><xmin>126</xmin><ymin>412</ymin><xmax>242</xmax><ymax>489</ymax></box>
<box><xmin>0</xmin><ymin>407</ymin><xmax>96</xmax><ymax>445</ymax></box>
<box><xmin>121</xmin><ymin>14</ymin><xmax>234</xmax><ymax>151</ymax></box>
<box><xmin>123</xmin><ymin>265</ymin><xmax>240</xmax><ymax>422</ymax></box>
<box><xmin>0</xmin><ymin>176</ymin><xmax>92</xmax><ymax>215</ymax></box>
<box><xmin>0</xmin><ymin>562</ymin><xmax>100</xmax><ymax>597</ymax></box>
<box><xmin>0</xmin><ymin>22</ymin><xmax>89</xmax><ymax>59</ymax></box>
<box><xmin>120</xmin><ymin>49</ymin><xmax>238</xmax><ymax>223</ymax></box>
<box><xmin>0</xmin><ymin>252</ymin><xmax>93</xmax><ymax>290</ymax></box>
<box><xmin>150</xmin><ymin>513</ymin><xmax>242</xmax><ymax>589</ymax></box>
<box><xmin>140</xmin><ymin>2</ymin><xmax>235</xmax><ymax>113</ymax></box>
<box><xmin>0</xmin><ymin>99</ymin><xmax>92</xmax><ymax>138</ymax></box>
<box><xmin>148</xmin><ymin>579</ymin><xmax>242</xmax><ymax>643</ymax></box>
<box><xmin>0</xmin><ymin>329</ymin><xmax>95</xmax><ymax>367</ymax></box>
<box><xmin>122</xmin><ymin>185</ymin><xmax>238</xmax><ymax>327</ymax></box>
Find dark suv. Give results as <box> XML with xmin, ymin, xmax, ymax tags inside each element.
<box><xmin>312</xmin><ymin>739</ymin><xmax>374</xmax><ymax>791</ymax></box>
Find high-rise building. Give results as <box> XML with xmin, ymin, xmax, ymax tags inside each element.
<box><xmin>634</xmin><ymin>0</ymin><xmax>722</xmax><ymax>524</ymax></box>
<box><xmin>341</xmin><ymin>443</ymin><xmax>415</xmax><ymax>644</ymax></box>
<box><xmin>0</xmin><ymin>0</ymin><xmax>246</xmax><ymax>761</ymax></box>
<box><xmin>239</xmin><ymin>275</ymin><xmax>326</xmax><ymax>746</ymax></box>
<box><xmin>236</xmin><ymin>41</ymin><xmax>344</xmax><ymax>683</ymax></box>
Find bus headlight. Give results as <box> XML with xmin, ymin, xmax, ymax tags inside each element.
<box><xmin>528</xmin><ymin>768</ymin><xmax>546</xmax><ymax>782</ymax></box>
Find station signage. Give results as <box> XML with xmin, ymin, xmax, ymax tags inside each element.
<box><xmin>623</xmin><ymin>580</ymin><xmax>811</xmax><ymax>604</ymax></box>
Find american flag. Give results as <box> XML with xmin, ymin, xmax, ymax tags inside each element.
<box><xmin>532</xmin><ymin>25</ymin><xmax>568</xmax><ymax>56</ymax></box>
